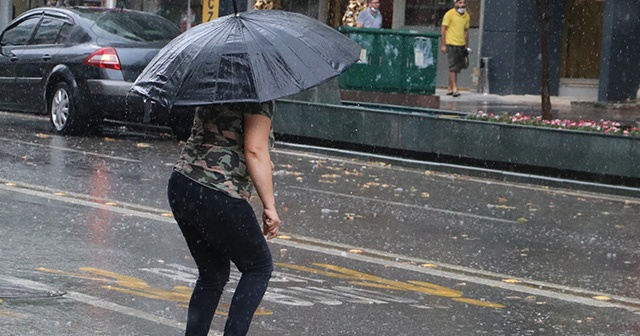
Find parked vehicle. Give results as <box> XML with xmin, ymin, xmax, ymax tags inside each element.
<box><xmin>0</xmin><ymin>6</ymin><xmax>191</xmax><ymax>138</ymax></box>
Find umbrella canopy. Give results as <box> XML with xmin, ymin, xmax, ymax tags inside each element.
<box><xmin>130</xmin><ymin>9</ymin><xmax>361</xmax><ymax>107</ymax></box>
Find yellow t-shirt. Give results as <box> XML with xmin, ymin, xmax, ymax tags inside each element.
<box><xmin>442</xmin><ymin>8</ymin><xmax>470</xmax><ymax>46</ymax></box>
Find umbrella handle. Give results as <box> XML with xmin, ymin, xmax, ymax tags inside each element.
<box><xmin>232</xmin><ymin>0</ymin><xmax>238</xmax><ymax>15</ymax></box>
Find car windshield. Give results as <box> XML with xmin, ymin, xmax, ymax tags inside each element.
<box><xmin>75</xmin><ymin>8</ymin><xmax>181</xmax><ymax>42</ymax></box>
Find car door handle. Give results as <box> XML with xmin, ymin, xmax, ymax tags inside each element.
<box><xmin>42</xmin><ymin>55</ymin><xmax>52</xmax><ymax>61</ymax></box>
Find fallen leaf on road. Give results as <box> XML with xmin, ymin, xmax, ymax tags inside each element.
<box><xmin>502</xmin><ymin>279</ymin><xmax>521</xmax><ymax>284</ymax></box>
<box><xmin>344</xmin><ymin>213</ymin><xmax>364</xmax><ymax>220</ymax></box>
<box><xmin>420</xmin><ymin>263</ymin><xmax>437</xmax><ymax>268</ymax></box>
<box><xmin>367</xmin><ymin>161</ymin><xmax>390</xmax><ymax>167</ymax></box>
<box><xmin>495</xmin><ymin>205</ymin><xmax>517</xmax><ymax>209</ymax></box>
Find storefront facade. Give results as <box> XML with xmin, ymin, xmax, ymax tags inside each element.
<box><xmin>6</xmin><ymin>0</ymin><xmax>638</xmax><ymax>102</ymax></box>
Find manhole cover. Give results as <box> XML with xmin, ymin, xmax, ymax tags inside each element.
<box><xmin>0</xmin><ymin>286</ymin><xmax>66</xmax><ymax>299</ymax></box>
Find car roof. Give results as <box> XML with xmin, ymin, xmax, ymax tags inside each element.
<box><xmin>9</xmin><ymin>6</ymin><xmax>180</xmax><ymax>44</ymax></box>
<box><xmin>15</xmin><ymin>6</ymin><xmax>172</xmax><ymax>25</ymax></box>
<box><xmin>21</xmin><ymin>6</ymin><xmax>153</xmax><ymax>16</ymax></box>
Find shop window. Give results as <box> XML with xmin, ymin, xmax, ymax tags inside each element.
<box><xmin>405</xmin><ymin>0</ymin><xmax>480</xmax><ymax>28</ymax></box>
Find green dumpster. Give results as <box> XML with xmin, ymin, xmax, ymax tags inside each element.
<box><xmin>338</xmin><ymin>26</ymin><xmax>440</xmax><ymax>95</ymax></box>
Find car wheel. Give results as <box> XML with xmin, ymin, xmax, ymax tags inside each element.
<box><xmin>49</xmin><ymin>82</ymin><xmax>99</xmax><ymax>135</ymax></box>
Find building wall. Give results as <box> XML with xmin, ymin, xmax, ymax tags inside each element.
<box><xmin>598</xmin><ymin>0</ymin><xmax>640</xmax><ymax>102</ymax></box>
<box><xmin>481</xmin><ymin>0</ymin><xmax>564</xmax><ymax>96</ymax></box>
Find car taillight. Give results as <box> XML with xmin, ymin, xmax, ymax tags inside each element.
<box><xmin>83</xmin><ymin>47</ymin><xmax>121</xmax><ymax>71</ymax></box>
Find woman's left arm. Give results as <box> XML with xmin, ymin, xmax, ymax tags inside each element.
<box><xmin>244</xmin><ymin>113</ymin><xmax>280</xmax><ymax>239</ymax></box>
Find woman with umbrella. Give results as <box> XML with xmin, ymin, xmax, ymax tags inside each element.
<box><xmin>132</xmin><ymin>5</ymin><xmax>361</xmax><ymax>335</ymax></box>
<box><xmin>167</xmin><ymin>101</ymin><xmax>280</xmax><ymax>335</ymax></box>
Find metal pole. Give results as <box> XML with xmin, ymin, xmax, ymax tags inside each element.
<box><xmin>477</xmin><ymin>0</ymin><xmax>485</xmax><ymax>66</ymax></box>
<box><xmin>317</xmin><ymin>0</ymin><xmax>328</xmax><ymax>23</ymax></box>
<box><xmin>186</xmin><ymin>0</ymin><xmax>191</xmax><ymax>30</ymax></box>
<box><xmin>0</xmin><ymin>0</ymin><xmax>12</xmax><ymax>31</ymax></box>
<box><xmin>392</xmin><ymin>0</ymin><xmax>406</xmax><ymax>29</ymax></box>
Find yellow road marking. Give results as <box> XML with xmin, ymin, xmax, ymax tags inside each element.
<box><xmin>275</xmin><ymin>263</ymin><xmax>503</xmax><ymax>308</ymax></box>
<box><xmin>36</xmin><ymin>267</ymin><xmax>273</xmax><ymax>316</ymax></box>
<box><xmin>0</xmin><ymin>309</ymin><xmax>26</xmax><ymax>318</ymax></box>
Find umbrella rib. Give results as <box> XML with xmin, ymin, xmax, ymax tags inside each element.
<box><xmin>138</xmin><ymin>22</ymin><xmax>232</xmax><ymax>106</ymax></box>
<box><xmin>240</xmin><ymin>22</ymin><xmax>304</xmax><ymax>93</ymax></box>
<box><xmin>174</xmin><ymin>19</ymin><xmax>238</xmax><ymax>103</ymax></box>
<box><xmin>244</xmin><ymin>17</ymin><xmax>325</xmax><ymax>88</ymax></box>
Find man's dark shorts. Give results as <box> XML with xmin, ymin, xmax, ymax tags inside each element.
<box><xmin>446</xmin><ymin>45</ymin><xmax>467</xmax><ymax>73</ymax></box>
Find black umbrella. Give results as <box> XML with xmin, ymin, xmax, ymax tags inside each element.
<box><xmin>130</xmin><ymin>7</ymin><xmax>361</xmax><ymax>107</ymax></box>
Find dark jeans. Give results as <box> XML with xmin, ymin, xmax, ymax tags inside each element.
<box><xmin>167</xmin><ymin>171</ymin><xmax>273</xmax><ymax>336</ymax></box>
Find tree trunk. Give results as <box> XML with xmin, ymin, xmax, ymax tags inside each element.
<box><xmin>535</xmin><ymin>0</ymin><xmax>553</xmax><ymax>120</ymax></box>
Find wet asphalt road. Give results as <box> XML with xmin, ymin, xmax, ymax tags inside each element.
<box><xmin>0</xmin><ymin>111</ymin><xmax>639</xmax><ymax>336</ymax></box>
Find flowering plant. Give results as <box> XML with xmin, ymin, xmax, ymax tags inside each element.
<box><xmin>467</xmin><ymin>111</ymin><xmax>640</xmax><ymax>137</ymax></box>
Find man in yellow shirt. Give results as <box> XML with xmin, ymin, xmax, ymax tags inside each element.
<box><xmin>440</xmin><ymin>0</ymin><xmax>470</xmax><ymax>97</ymax></box>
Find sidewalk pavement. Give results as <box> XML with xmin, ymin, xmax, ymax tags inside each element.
<box><xmin>437</xmin><ymin>87</ymin><xmax>589</xmax><ymax>108</ymax></box>
<box><xmin>436</xmin><ymin>87</ymin><xmax>639</xmax><ymax>124</ymax></box>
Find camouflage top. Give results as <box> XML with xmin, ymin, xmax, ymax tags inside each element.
<box><xmin>173</xmin><ymin>102</ymin><xmax>275</xmax><ymax>200</ymax></box>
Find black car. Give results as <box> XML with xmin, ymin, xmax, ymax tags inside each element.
<box><xmin>0</xmin><ymin>6</ymin><xmax>190</xmax><ymax>137</ymax></box>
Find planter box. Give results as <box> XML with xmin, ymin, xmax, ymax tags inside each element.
<box><xmin>273</xmin><ymin>100</ymin><xmax>640</xmax><ymax>180</ymax></box>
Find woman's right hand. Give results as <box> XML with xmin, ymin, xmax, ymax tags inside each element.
<box><xmin>262</xmin><ymin>207</ymin><xmax>280</xmax><ymax>239</ymax></box>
